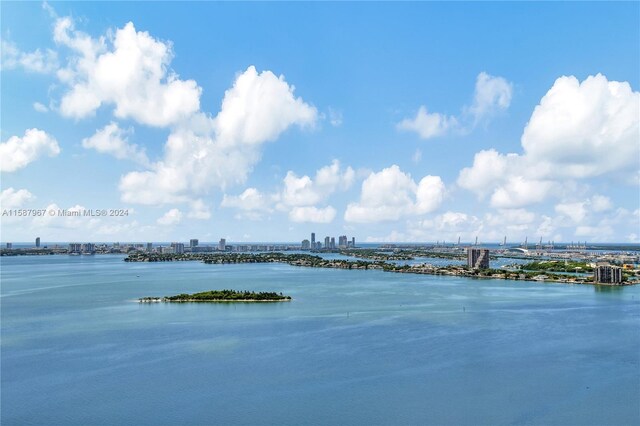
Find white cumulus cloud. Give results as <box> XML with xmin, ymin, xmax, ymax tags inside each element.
<box><xmin>1</xmin><ymin>39</ymin><xmax>58</xmax><ymax>74</ymax></box>
<box><xmin>467</xmin><ymin>72</ymin><xmax>513</xmax><ymax>124</ymax></box>
<box><xmin>54</xmin><ymin>18</ymin><xmax>201</xmax><ymax>127</ymax></box>
<box><xmin>82</xmin><ymin>122</ymin><xmax>149</xmax><ymax>166</ymax></box>
<box><xmin>119</xmin><ymin>66</ymin><xmax>318</xmax><ymax>205</ymax></box>
<box><xmin>398</xmin><ymin>72</ymin><xmax>513</xmax><ymax>140</ymax></box>
<box><xmin>0</xmin><ymin>128</ymin><xmax>61</xmax><ymax>172</ymax></box>
<box><xmin>157</xmin><ymin>208</ymin><xmax>182</xmax><ymax>226</ymax></box>
<box><xmin>458</xmin><ymin>74</ymin><xmax>639</xmax><ymax>210</ymax></box>
<box><xmin>521</xmin><ymin>74</ymin><xmax>639</xmax><ymax>178</ymax></box>
<box><xmin>344</xmin><ymin>165</ymin><xmax>445</xmax><ymax>223</ymax></box>
<box><xmin>397</xmin><ymin>106</ymin><xmax>458</xmax><ymax>139</ymax></box>
<box><xmin>288</xmin><ymin>206</ymin><xmax>337</xmax><ymax>223</ymax></box>
<box><xmin>0</xmin><ymin>188</ymin><xmax>35</xmax><ymax>208</ymax></box>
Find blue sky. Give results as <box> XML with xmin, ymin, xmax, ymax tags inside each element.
<box><xmin>1</xmin><ymin>2</ymin><xmax>638</xmax><ymax>243</ymax></box>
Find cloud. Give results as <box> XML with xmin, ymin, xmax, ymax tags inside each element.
<box><xmin>33</xmin><ymin>102</ymin><xmax>49</xmax><ymax>113</ymax></box>
<box><xmin>554</xmin><ymin>195</ymin><xmax>615</xmax><ymax>225</ymax></box>
<box><xmin>157</xmin><ymin>208</ymin><xmax>182</xmax><ymax>226</ymax></box>
<box><xmin>521</xmin><ymin>74</ymin><xmax>639</xmax><ymax>178</ymax></box>
<box><xmin>82</xmin><ymin>122</ymin><xmax>149</xmax><ymax>166</ymax></box>
<box><xmin>221</xmin><ymin>160</ymin><xmax>352</xmax><ymax>223</ymax></box>
<box><xmin>397</xmin><ymin>106</ymin><xmax>459</xmax><ymax>139</ymax></box>
<box><xmin>54</xmin><ymin>18</ymin><xmax>201</xmax><ymax>126</ymax></box>
<box><xmin>411</xmin><ymin>148</ymin><xmax>422</xmax><ymax>164</ymax></box>
<box><xmin>458</xmin><ymin>74</ymin><xmax>639</xmax><ymax>209</ymax></box>
<box><xmin>120</xmin><ymin>66</ymin><xmax>318</xmax><ymax>205</ymax></box>
<box><xmin>467</xmin><ymin>72</ymin><xmax>513</xmax><ymax>124</ymax></box>
<box><xmin>221</xmin><ymin>188</ymin><xmax>271</xmax><ymax>211</ymax></box>
<box><xmin>489</xmin><ymin>177</ymin><xmax>553</xmax><ymax>209</ymax></box>
<box><xmin>344</xmin><ymin>165</ymin><xmax>445</xmax><ymax>223</ymax></box>
<box><xmin>186</xmin><ymin>199</ymin><xmax>211</xmax><ymax>220</ymax></box>
<box><xmin>0</xmin><ymin>128</ymin><xmax>61</xmax><ymax>172</ymax></box>
<box><xmin>288</xmin><ymin>206</ymin><xmax>337</xmax><ymax>223</ymax></box>
<box><xmin>398</xmin><ymin>72</ymin><xmax>512</xmax><ymax>140</ymax></box>
<box><xmin>328</xmin><ymin>108</ymin><xmax>342</xmax><ymax>127</ymax></box>
<box><xmin>280</xmin><ymin>160</ymin><xmax>354</xmax><ymax>207</ymax></box>
<box><xmin>0</xmin><ymin>188</ymin><xmax>35</xmax><ymax>208</ymax></box>
<box><xmin>1</xmin><ymin>39</ymin><xmax>58</xmax><ymax>74</ymax></box>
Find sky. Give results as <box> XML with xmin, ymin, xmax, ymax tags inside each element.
<box><xmin>1</xmin><ymin>1</ymin><xmax>639</xmax><ymax>244</ymax></box>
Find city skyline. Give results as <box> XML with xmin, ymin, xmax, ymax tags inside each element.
<box><xmin>1</xmin><ymin>2</ymin><xmax>639</xmax><ymax>243</ymax></box>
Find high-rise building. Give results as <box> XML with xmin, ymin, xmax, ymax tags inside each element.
<box><xmin>311</xmin><ymin>233</ymin><xmax>316</xmax><ymax>247</ymax></box>
<box><xmin>69</xmin><ymin>243</ymin><xmax>82</xmax><ymax>253</ymax></box>
<box><xmin>324</xmin><ymin>236</ymin><xmax>330</xmax><ymax>249</ymax></box>
<box><xmin>81</xmin><ymin>243</ymin><xmax>96</xmax><ymax>254</ymax></box>
<box><xmin>171</xmin><ymin>242</ymin><xmax>185</xmax><ymax>254</ymax></box>
<box><xmin>190</xmin><ymin>239</ymin><xmax>199</xmax><ymax>248</ymax></box>
<box><xmin>338</xmin><ymin>235</ymin><xmax>347</xmax><ymax>248</ymax></box>
<box><xmin>352</xmin><ymin>237</ymin><xmax>356</xmax><ymax>248</ymax></box>
<box><xmin>301</xmin><ymin>239</ymin><xmax>311</xmax><ymax>250</ymax></box>
<box><xmin>467</xmin><ymin>248</ymin><xmax>489</xmax><ymax>269</ymax></box>
<box><xmin>330</xmin><ymin>237</ymin><xmax>336</xmax><ymax>249</ymax></box>
<box><xmin>218</xmin><ymin>238</ymin><xmax>226</xmax><ymax>251</ymax></box>
<box><xmin>146</xmin><ymin>242</ymin><xmax>153</xmax><ymax>252</ymax></box>
<box><xmin>594</xmin><ymin>263</ymin><xmax>623</xmax><ymax>284</ymax></box>
<box><xmin>6</xmin><ymin>243</ymin><xmax>12</xmax><ymax>249</ymax></box>
<box><xmin>35</xmin><ymin>237</ymin><xmax>41</xmax><ymax>248</ymax></box>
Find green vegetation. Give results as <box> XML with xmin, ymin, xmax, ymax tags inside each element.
<box><xmin>140</xmin><ymin>289</ymin><xmax>291</xmax><ymax>302</ymax></box>
<box><xmin>521</xmin><ymin>260</ymin><xmax>593</xmax><ymax>273</ymax></box>
<box><xmin>126</xmin><ymin>252</ymin><xmax>635</xmax><ymax>286</ymax></box>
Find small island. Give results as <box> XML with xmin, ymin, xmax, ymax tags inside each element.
<box><xmin>139</xmin><ymin>289</ymin><xmax>292</xmax><ymax>303</ymax></box>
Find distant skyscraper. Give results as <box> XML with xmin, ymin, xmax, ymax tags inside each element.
<box><xmin>190</xmin><ymin>239</ymin><xmax>199</xmax><ymax>248</ymax></box>
<box><xmin>338</xmin><ymin>235</ymin><xmax>347</xmax><ymax>248</ymax></box>
<box><xmin>467</xmin><ymin>248</ymin><xmax>489</xmax><ymax>269</ymax></box>
<box><xmin>330</xmin><ymin>237</ymin><xmax>336</xmax><ymax>249</ymax></box>
<box><xmin>351</xmin><ymin>237</ymin><xmax>355</xmax><ymax>248</ymax></box>
<box><xmin>146</xmin><ymin>242</ymin><xmax>153</xmax><ymax>252</ymax></box>
<box><xmin>81</xmin><ymin>243</ymin><xmax>96</xmax><ymax>254</ymax></box>
<box><xmin>6</xmin><ymin>243</ymin><xmax>12</xmax><ymax>249</ymax></box>
<box><xmin>218</xmin><ymin>238</ymin><xmax>226</xmax><ymax>251</ymax></box>
<box><xmin>171</xmin><ymin>242</ymin><xmax>185</xmax><ymax>254</ymax></box>
<box><xmin>35</xmin><ymin>237</ymin><xmax>41</xmax><ymax>248</ymax></box>
<box><xmin>301</xmin><ymin>239</ymin><xmax>311</xmax><ymax>250</ymax></box>
<box><xmin>311</xmin><ymin>233</ymin><xmax>316</xmax><ymax>247</ymax></box>
<box><xmin>69</xmin><ymin>243</ymin><xmax>82</xmax><ymax>253</ymax></box>
<box><xmin>324</xmin><ymin>236</ymin><xmax>330</xmax><ymax>249</ymax></box>
<box><xmin>594</xmin><ymin>263</ymin><xmax>622</xmax><ymax>284</ymax></box>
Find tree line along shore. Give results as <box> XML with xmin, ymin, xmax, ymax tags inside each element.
<box><xmin>124</xmin><ymin>252</ymin><xmax>638</xmax><ymax>285</ymax></box>
<box><xmin>140</xmin><ymin>289</ymin><xmax>291</xmax><ymax>303</ymax></box>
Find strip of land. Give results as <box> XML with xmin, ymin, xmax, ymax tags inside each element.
<box><xmin>125</xmin><ymin>252</ymin><xmax>639</xmax><ymax>286</ymax></box>
<box><xmin>139</xmin><ymin>289</ymin><xmax>291</xmax><ymax>303</ymax></box>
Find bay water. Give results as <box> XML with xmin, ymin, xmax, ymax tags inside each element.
<box><xmin>1</xmin><ymin>255</ymin><xmax>638</xmax><ymax>425</ymax></box>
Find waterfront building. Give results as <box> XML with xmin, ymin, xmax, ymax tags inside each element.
<box><xmin>467</xmin><ymin>248</ymin><xmax>490</xmax><ymax>269</ymax></box>
<box><xmin>170</xmin><ymin>243</ymin><xmax>185</xmax><ymax>254</ymax></box>
<box><xmin>311</xmin><ymin>233</ymin><xmax>316</xmax><ymax>247</ymax></box>
<box><xmin>330</xmin><ymin>237</ymin><xmax>336</xmax><ymax>249</ymax></box>
<box><xmin>324</xmin><ymin>236</ymin><xmax>330</xmax><ymax>249</ymax></box>
<box><xmin>594</xmin><ymin>263</ymin><xmax>622</xmax><ymax>284</ymax></box>
<box><xmin>69</xmin><ymin>243</ymin><xmax>82</xmax><ymax>254</ymax></box>
<box><xmin>35</xmin><ymin>237</ymin><xmax>40</xmax><ymax>248</ymax></box>
<box><xmin>218</xmin><ymin>238</ymin><xmax>226</xmax><ymax>251</ymax></box>
<box><xmin>301</xmin><ymin>239</ymin><xmax>311</xmax><ymax>250</ymax></box>
<box><xmin>352</xmin><ymin>237</ymin><xmax>356</xmax><ymax>248</ymax></box>
<box><xmin>81</xmin><ymin>243</ymin><xmax>95</xmax><ymax>254</ymax></box>
<box><xmin>190</xmin><ymin>239</ymin><xmax>199</xmax><ymax>248</ymax></box>
<box><xmin>338</xmin><ymin>235</ymin><xmax>347</xmax><ymax>248</ymax></box>
<box><xmin>6</xmin><ymin>243</ymin><xmax>12</xmax><ymax>249</ymax></box>
<box><xmin>146</xmin><ymin>243</ymin><xmax>153</xmax><ymax>252</ymax></box>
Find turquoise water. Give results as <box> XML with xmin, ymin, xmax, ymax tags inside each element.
<box><xmin>1</xmin><ymin>255</ymin><xmax>639</xmax><ymax>425</ymax></box>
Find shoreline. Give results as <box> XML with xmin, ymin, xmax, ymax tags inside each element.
<box><xmin>139</xmin><ymin>298</ymin><xmax>291</xmax><ymax>303</ymax></box>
